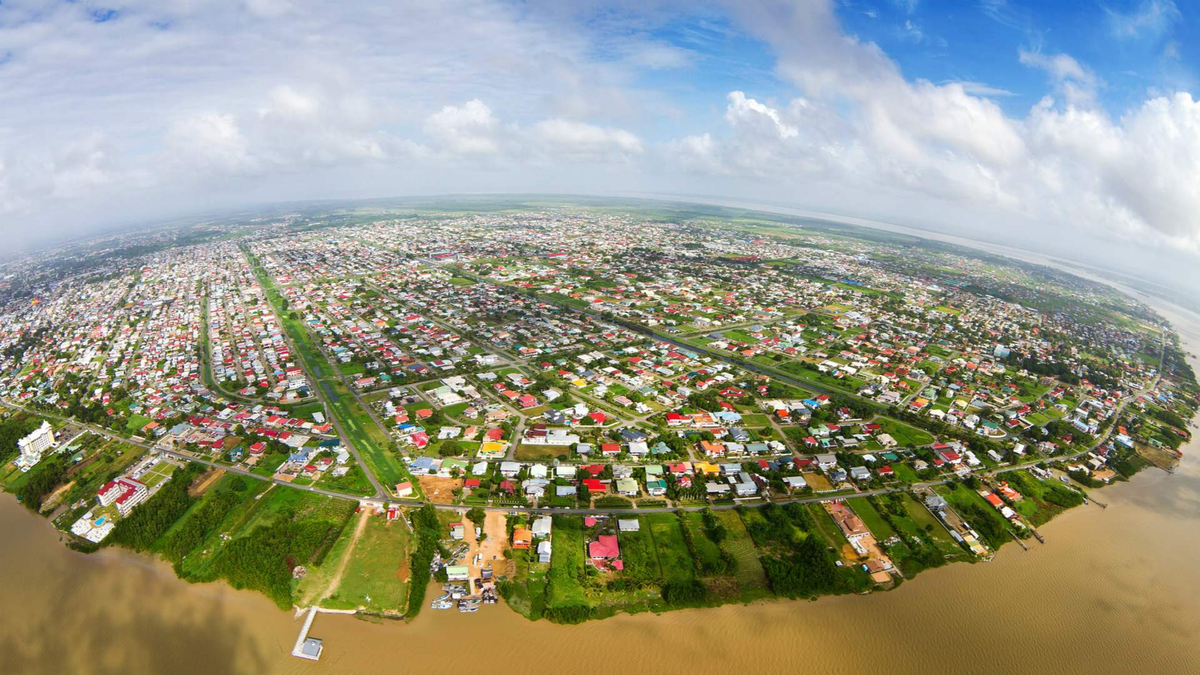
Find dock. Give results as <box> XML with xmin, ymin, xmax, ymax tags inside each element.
<box><xmin>291</xmin><ymin>607</ymin><xmax>323</xmax><ymax>661</ymax></box>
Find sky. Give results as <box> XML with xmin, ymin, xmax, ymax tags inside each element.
<box><xmin>2</xmin><ymin>0</ymin><xmax>1200</xmax><ymax>294</ymax></box>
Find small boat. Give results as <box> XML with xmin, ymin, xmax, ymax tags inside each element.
<box><xmin>431</xmin><ymin>594</ymin><xmax>453</xmax><ymax>610</ymax></box>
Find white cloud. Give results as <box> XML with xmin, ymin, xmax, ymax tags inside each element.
<box><xmin>1107</xmin><ymin>0</ymin><xmax>1179</xmax><ymax>41</ymax></box>
<box><xmin>529</xmin><ymin>119</ymin><xmax>643</xmax><ymax>161</ymax></box>
<box><xmin>424</xmin><ymin>100</ymin><xmax>503</xmax><ymax>156</ymax></box>
<box><xmin>944</xmin><ymin>81</ymin><xmax>1017</xmax><ymax>97</ymax></box>
<box><xmin>1019</xmin><ymin>49</ymin><xmax>1099</xmax><ymax>105</ymax></box>
<box><xmin>665</xmin><ymin>0</ymin><xmax>1200</xmax><ymax>256</ymax></box>
<box><xmin>725</xmin><ymin>91</ymin><xmax>799</xmax><ymax>139</ymax></box>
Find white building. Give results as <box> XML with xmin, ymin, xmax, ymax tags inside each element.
<box><xmin>16</xmin><ymin>421</ymin><xmax>56</xmax><ymax>470</ymax></box>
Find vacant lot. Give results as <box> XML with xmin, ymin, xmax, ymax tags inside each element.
<box><xmin>846</xmin><ymin>497</ymin><xmax>896</xmax><ymax>540</ymax></box>
<box><xmin>515</xmin><ymin>443</ymin><xmax>569</xmax><ymax>461</ymax></box>
<box><xmin>546</xmin><ymin>518</ymin><xmax>588</xmax><ymax>609</ymax></box>
<box><xmin>713</xmin><ymin>510</ymin><xmax>767</xmax><ymax>593</ymax></box>
<box><xmin>645</xmin><ymin>513</ymin><xmax>696</xmax><ymax>582</ymax></box>
<box><xmin>323</xmin><ymin>515</ymin><xmax>410</xmax><ymax>614</ymax></box>
<box><xmin>417</xmin><ymin>476</ymin><xmax>462</xmax><ymax>504</ymax></box>
<box><xmin>877</xmin><ymin>417</ymin><xmax>934</xmax><ymax>447</ymax></box>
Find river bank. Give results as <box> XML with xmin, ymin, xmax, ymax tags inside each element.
<box><xmin>3</xmin><ymin>425</ymin><xmax>1199</xmax><ymax>675</ymax></box>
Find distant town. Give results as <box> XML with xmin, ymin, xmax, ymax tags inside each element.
<box><xmin>1</xmin><ymin>200</ymin><xmax>1196</xmax><ymax>647</ymax></box>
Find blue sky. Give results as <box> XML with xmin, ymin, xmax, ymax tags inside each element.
<box><xmin>1</xmin><ymin>0</ymin><xmax>1199</xmax><ymax>293</ymax></box>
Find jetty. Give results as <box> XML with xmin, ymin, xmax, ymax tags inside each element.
<box><xmin>291</xmin><ymin>607</ymin><xmax>322</xmax><ymax>661</ymax></box>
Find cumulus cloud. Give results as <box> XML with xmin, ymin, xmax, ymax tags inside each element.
<box><xmin>424</xmin><ymin>100</ymin><xmax>504</xmax><ymax>156</ymax></box>
<box><xmin>665</xmin><ymin>0</ymin><xmax>1200</xmax><ymax>254</ymax></box>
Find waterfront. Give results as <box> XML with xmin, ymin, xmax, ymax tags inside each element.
<box><xmin>4</xmin><ymin>402</ymin><xmax>1200</xmax><ymax>674</ymax></box>
<box><xmin>2</xmin><ymin>253</ymin><xmax>1199</xmax><ymax>675</ymax></box>
<box><xmin>3</xmin><ymin>434</ymin><xmax>1200</xmax><ymax>674</ymax></box>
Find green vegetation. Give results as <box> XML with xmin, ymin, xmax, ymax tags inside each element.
<box><xmin>209</xmin><ymin>494</ymin><xmax>355</xmax><ymax>609</ymax></box>
<box><xmin>543</xmin><ymin>516</ymin><xmax>591</xmax><ymax>623</ymax></box>
<box><xmin>15</xmin><ymin>456</ymin><xmax>68</xmax><ymax>510</ymax></box>
<box><xmin>324</xmin><ymin>516</ymin><xmax>411</xmax><ymax>613</ymax></box>
<box><xmin>405</xmin><ymin>504</ymin><xmax>441</xmax><ymax>619</ymax></box>
<box><xmin>108</xmin><ymin>464</ymin><xmax>204</xmax><ymax>551</ymax></box>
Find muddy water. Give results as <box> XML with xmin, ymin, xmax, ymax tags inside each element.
<box><xmin>4</xmin><ymin>318</ymin><xmax>1200</xmax><ymax>675</ymax></box>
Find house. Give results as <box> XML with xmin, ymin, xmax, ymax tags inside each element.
<box><xmin>537</xmin><ymin>539</ymin><xmax>552</xmax><ymax>564</ymax></box>
<box><xmin>815</xmin><ymin>454</ymin><xmax>838</xmax><ymax>470</ymax></box>
<box><xmin>645</xmin><ymin>479</ymin><xmax>668</xmax><ymax>496</ymax></box>
<box><xmin>450</xmin><ymin>522</ymin><xmax>465</xmax><ymax>540</ymax></box>
<box><xmin>445</xmin><ymin>565</ymin><xmax>470</xmax><ymax>581</ymax></box>
<box><xmin>512</xmin><ymin>527</ymin><xmax>532</xmax><ymax>549</ymax></box>
<box><xmin>850</xmin><ymin>466</ymin><xmax>871</xmax><ymax>481</ymax></box>
<box><xmin>531</xmin><ymin>516</ymin><xmax>552</xmax><ymax>538</ymax></box>
<box><xmin>589</xmin><ymin>534</ymin><xmax>621</xmax><ymax>561</ymax></box>
<box><xmin>706</xmin><ymin>481</ymin><xmax>731</xmax><ymax>495</ymax></box>
<box><xmin>784</xmin><ymin>475</ymin><xmax>808</xmax><ymax>490</ymax></box>
<box><xmin>615</xmin><ymin>478</ymin><xmax>638</xmax><ymax>496</ymax></box>
<box><xmin>499</xmin><ymin>461</ymin><xmax>521</xmax><ymax>477</ymax></box>
<box><xmin>395</xmin><ymin>481</ymin><xmax>414</xmax><ymax>497</ymax></box>
<box><xmin>618</xmin><ymin>518</ymin><xmax>640</xmax><ymax>532</ymax></box>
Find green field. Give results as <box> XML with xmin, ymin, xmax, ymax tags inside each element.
<box><xmin>645</xmin><ymin>513</ymin><xmax>696</xmax><ymax>582</ymax></box>
<box><xmin>877</xmin><ymin>417</ymin><xmax>935</xmax><ymax>447</ymax></box>
<box><xmin>617</xmin><ymin>519</ymin><xmax>662</xmax><ymax>583</ymax></box>
<box><xmin>714</xmin><ymin>510</ymin><xmax>768</xmax><ymax>593</ymax></box>
<box><xmin>321</xmin><ymin>516</ymin><xmax>410</xmax><ymax>613</ymax></box>
<box><xmin>681</xmin><ymin>512</ymin><xmax>727</xmax><ymax>573</ymax></box>
<box><xmin>545</xmin><ymin>517</ymin><xmax>588</xmax><ymax>609</ymax></box>
<box><xmin>846</xmin><ymin>497</ymin><xmax>896</xmax><ymax>540</ymax></box>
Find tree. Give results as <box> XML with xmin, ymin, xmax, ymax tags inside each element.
<box><xmin>466</xmin><ymin>507</ymin><xmax>486</xmax><ymax>530</ymax></box>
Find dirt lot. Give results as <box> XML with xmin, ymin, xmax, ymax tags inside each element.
<box><xmin>417</xmin><ymin>476</ymin><xmax>463</xmax><ymax>504</ymax></box>
<box><xmin>189</xmin><ymin>468</ymin><xmax>225</xmax><ymax>496</ymax></box>
<box><xmin>803</xmin><ymin>472</ymin><xmax>833</xmax><ymax>492</ymax></box>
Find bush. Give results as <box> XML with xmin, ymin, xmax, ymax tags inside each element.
<box><xmin>543</xmin><ymin>604</ymin><xmax>593</xmax><ymax>624</ymax></box>
<box><xmin>662</xmin><ymin>579</ymin><xmax>708</xmax><ymax>605</ymax></box>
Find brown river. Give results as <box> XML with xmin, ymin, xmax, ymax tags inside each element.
<box><xmin>3</xmin><ymin>295</ymin><xmax>1199</xmax><ymax>674</ymax></box>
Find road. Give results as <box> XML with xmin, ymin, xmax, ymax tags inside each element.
<box><xmin>6</xmin><ymin>269</ymin><xmax>1164</xmax><ymax>523</ymax></box>
<box><xmin>240</xmin><ymin>244</ymin><xmax>387</xmax><ymax>499</ymax></box>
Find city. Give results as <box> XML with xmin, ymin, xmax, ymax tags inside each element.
<box><xmin>1</xmin><ymin>203</ymin><xmax>1194</xmax><ymax>642</ymax></box>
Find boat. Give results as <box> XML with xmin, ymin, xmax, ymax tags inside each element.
<box><xmin>430</xmin><ymin>594</ymin><xmax>453</xmax><ymax>610</ymax></box>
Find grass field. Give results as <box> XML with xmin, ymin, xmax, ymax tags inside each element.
<box><xmin>644</xmin><ymin>513</ymin><xmax>695</xmax><ymax>582</ymax></box>
<box><xmin>322</xmin><ymin>516</ymin><xmax>410</xmax><ymax>613</ymax></box>
<box><xmin>713</xmin><ymin>510</ymin><xmax>767</xmax><ymax>593</ymax></box>
<box><xmin>846</xmin><ymin>497</ymin><xmax>896</xmax><ymax>540</ymax></box>
<box><xmin>546</xmin><ymin>517</ymin><xmax>588</xmax><ymax>609</ymax></box>
<box><xmin>617</xmin><ymin>519</ymin><xmax>661</xmax><ymax>583</ymax></box>
<box><xmin>125</xmin><ymin>414</ymin><xmax>153</xmax><ymax>434</ymax></box>
<box><xmin>877</xmin><ymin>417</ymin><xmax>935</xmax><ymax>447</ymax></box>
<box><xmin>681</xmin><ymin>512</ymin><xmax>726</xmax><ymax>573</ymax></box>
<box><xmin>897</xmin><ymin>493</ymin><xmax>963</xmax><ymax>556</ymax></box>
<box><xmin>514</xmin><ymin>443</ymin><xmax>570</xmax><ymax>461</ymax></box>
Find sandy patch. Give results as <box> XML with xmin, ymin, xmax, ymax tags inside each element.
<box><xmin>417</xmin><ymin>475</ymin><xmax>463</xmax><ymax>504</ymax></box>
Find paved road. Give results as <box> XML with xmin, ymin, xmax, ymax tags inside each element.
<box><xmin>6</xmin><ymin>275</ymin><xmax>1163</xmax><ymax>523</ymax></box>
